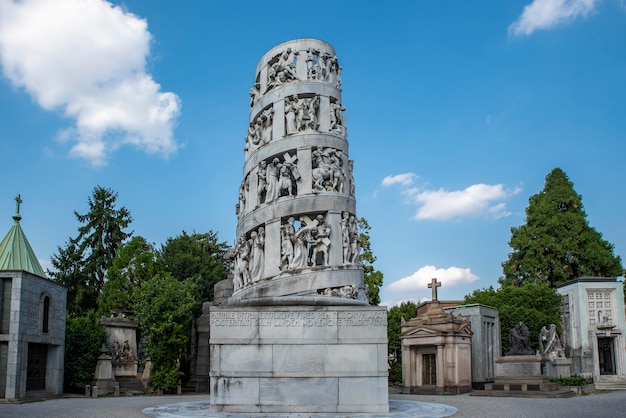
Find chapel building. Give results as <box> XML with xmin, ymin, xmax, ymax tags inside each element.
<box><xmin>0</xmin><ymin>196</ymin><xmax>66</xmax><ymax>400</ymax></box>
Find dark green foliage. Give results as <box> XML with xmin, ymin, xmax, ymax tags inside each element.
<box><xmin>97</xmin><ymin>236</ymin><xmax>159</xmax><ymax>317</ymax></box>
<box><xmin>501</xmin><ymin>168</ymin><xmax>622</xmax><ymax>288</ymax></box>
<box><xmin>48</xmin><ymin>239</ymin><xmax>91</xmax><ymax>317</ymax></box>
<box><xmin>50</xmin><ymin>186</ymin><xmax>133</xmax><ymax>316</ymax></box>
<box><xmin>464</xmin><ymin>283</ymin><xmax>561</xmax><ymax>354</ymax></box>
<box><xmin>358</xmin><ymin>218</ymin><xmax>383</xmax><ymax>305</ymax></box>
<box><xmin>549</xmin><ymin>376</ymin><xmax>588</xmax><ymax>386</ymax></box>
<box><xmin>160</xmin><ymin>231</ymin><xmax>229</xmax><ymax>311</ymax></box>
<box><xmin>63</xmin><ymin>315</ymin><xmax>106</xmax><ymax>393</ymax></box>
<box><xmin>134</xmin><ymin>272</ymin><xmax>196</xmax><ymax>392</ymax></box>
<box><xmin>387</xmin><ymin>301</ymin><xmax>418</xmax><ymax>383</ymax></box>
<box><xmin>75</xmin><ymin>186</ymin><xmax>133</xmax><ymax>294</ymax></box>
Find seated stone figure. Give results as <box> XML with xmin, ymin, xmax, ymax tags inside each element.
<box><xmin>506</xmin><ymin>321</ymin><xmax>535</xmax><ymax>355</ymax></box>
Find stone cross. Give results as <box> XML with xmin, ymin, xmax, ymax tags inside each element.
<box><xmin>428</xmin><ymin>278</ymin><xmax>441</xmax><ymax>301</ymax></box>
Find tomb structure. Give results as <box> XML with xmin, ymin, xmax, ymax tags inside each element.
<box><xmin>557</xmin><ymin>277</ymin><xmax>626</xmax><ymax>389</ymax></box>
<box><xmin>209</xmin><ymin>39</ymin><xmax>388</xmax><ymax>414</ymax></box>
<box><xmin>400</xmin><ymin>279</ymin><xmax>473</xmax><ymax>394</ymax></box>
<box><xmin>444</xmin><ymin>304</ymin><xmax>501</xmax><ymax>389</ymax></box>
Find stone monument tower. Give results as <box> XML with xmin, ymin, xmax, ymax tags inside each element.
<box><xmin>209</xmin><ymin>39</ymin><xmax>389</xmax><ymax>414</ymax></box>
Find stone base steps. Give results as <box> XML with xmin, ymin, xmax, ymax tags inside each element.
<box><xmin>594</xmin><ymin>383</ymin><xmax>626</xmax><ymax>390</ymax></box>
<box><xmin>116</xmin><ymin>376</ymin><xmax>145</xmax><ymax>395</ymax></box>
<box><xmin>472</xmin><ymin>388</ymin><xmax>576</xmax><ymax>398</ymax></box>
<box><xmin>477</xmin><ymin>376</ymin><xmax>575</xmax><ymax>398</ymax></box>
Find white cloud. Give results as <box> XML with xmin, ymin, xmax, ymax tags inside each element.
<box><xmin>413</xmin><ymin>184</ymin><xmax>521</xmax><ymax>221</ymax></box>
<box><xmin>388</xmin><ymin>265</ymin><xmax>479</xmax><ymax>295</ymax></box>
<box><xmin>509</xmin><ymin>0</ymin><xmax>599</xmax><ymax>37</ymax></box>
<box><xmin>0</xmin><ymin>0</ymin><xmax>181</xmax><ymax>166</ymax></box>
<box><xmin>382</xmin><ymin>173</ymin><xmax>521</xmax><ymax>220</ymax></box>
<box><xmin>381</xmin><ymin>173</ymin><xmax>417</xmax><ymax>187</ymax></box>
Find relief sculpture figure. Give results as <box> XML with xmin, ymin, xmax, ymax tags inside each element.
<box><xmin>312</xmin><ymin>147</ymin><xmax>343</xmax><ymax>192</ymax></box>
<box><xmin>310</xmin><ymin>214</ymin><xmax>331</xmax><ymax>266</ymax></box>
<box><xmin>249</xmin><ymin>227</ymin><xmax>265</xmax><ymax>282</ymax></box>
<box><xmin>285</xmin><ymin>96</ymin><xmax>298</xmax><ymax>135</ymax></box>
<box><xmin>280</xmin><ymin>217</ymin><xmax>296</xmax><ymax>269</ymax></box>
<box><xmin>265</xmin><ymin>158</ymin><xmax>280</xmax><ymax>203</ymax></box>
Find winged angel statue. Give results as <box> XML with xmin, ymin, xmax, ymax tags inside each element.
<box><xmin>539</xmin><ymin>324</ymin><xmax>565</xmax><ymax>359</ymax></box>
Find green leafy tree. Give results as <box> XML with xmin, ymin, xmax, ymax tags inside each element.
<box><xmin>63</xmin><ymin>315</ymin><xmax>107</xmax><ymax>392</ymax></box>
<box><xmin>134</xmin><ymin>272</ymin><xmax>196</xmax><ymax>392</ymax></box>
<box><xmin>501</xmin><ymin>168</ymin><xmax>622</xmax><ymax>288</ymax></box>
<box><xmin>464</xmin><ymin>283</ymin><xmax>561</xmax><ymax>354</ymax></box>
<box><xmin>97</xmin><ymin>236</ymin><xmax>160</xmax><ymax>317</ymax></box>
<box><xmin>387</xmin><ymin>301</ymin><xmax>418</xmax><ymax>383</ymax></box>
<box><xmin>160</xmin><ymin>230</ymin><xmax>228</xmax><ymax>309</ymax></box>
<box><xmin>358</xmin><ymin>218</ymin><xmax>383</xmax><ymax>305</ymax></box>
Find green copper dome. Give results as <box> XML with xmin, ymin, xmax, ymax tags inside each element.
<box><xmin>0</xmin><ymin>195</ymin><xmax>46</xmax><ymax>277</ymax></box>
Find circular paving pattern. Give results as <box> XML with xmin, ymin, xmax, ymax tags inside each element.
<box><xmin>142</xmin><ymin>399</ymin><xmax>458</xmax><ymax>417</ymax></box>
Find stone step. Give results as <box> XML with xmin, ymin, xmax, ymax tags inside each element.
<box><xmin>472</xmin><ymin>388</ymin><xmax>576</xmax><ymax>398</ymax></box>
<box><xmin>116</xmin><ymin>376</ymin><xmax>145</xmax><ymax>395</ymax></box>
<box><xmin>594</xmin><ymin>383</ymin><xmax>626</xmax><ymax>390</ymax></box>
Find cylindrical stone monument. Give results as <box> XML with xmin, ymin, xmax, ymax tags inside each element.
<box><xmin>210</xmin><ymin>39</ymin><xmax>388</xmax><ymax>414</ymax></box>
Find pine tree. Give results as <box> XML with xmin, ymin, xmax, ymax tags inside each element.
<box><xmin>75</xmin><ymin>186</ymin><xmax>133</xmax><ymax>297</ymax></box>
<box><xmin>501</xmin><ymin>168</ymin><xmax>622</xmax><ymax>287</ymax></box>
<box><xmin>50</xmin><ymin>186</ymin><xmax>132</xmax><ymax>315</ymax></box>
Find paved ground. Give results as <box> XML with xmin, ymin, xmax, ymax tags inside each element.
<box><xmin>0</xmin><ymin>390</ymin><xmax>625</xmax><ymax>418</ymax></box>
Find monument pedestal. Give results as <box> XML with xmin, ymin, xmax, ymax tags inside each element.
<box><xmin>481</xmin><ymin>355</ymin><xmax>574</xmax><ymax>398</ymax></box>
<box><xmin>92</xmin><ymin>354</ymin><xmax>119</xmax><ymax>397</ymax></box>
<box><xmin>543</xmin><ymin>356</ymin><xmax>572</xmax><ymax>379</ymax></box>
<box><xmin>209</xmin><ymin>304</ymin><xmax>388</xmax><ymax>414</ymax></box>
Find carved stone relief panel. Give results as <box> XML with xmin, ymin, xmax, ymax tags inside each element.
<box><xmin>233</xmin><ymin>224</ymin><xmax>266</xmax><ymax>291</ymax></box>
<box><xmin>284</xmin><ymin>95</ymin><xmax>320</xmax><ymax>134</ymax></box>
<box><xmin>311</xmin><ymin>146</ymin><xmax>344</xmax><ymax>193</ymax></box>
<box><xmin>260</xmin><ymin>151</ymin><xmax>300</xmax><ymax>204</ymax></box>
<box><xmin>236</xmin><ymin>175</ymin><xmax>250</xmax><ymax>218</ymax></box>
<box><xmin>245</xmin><ymin>105</ymin><xmax>274</xmax><ymax>153</ymax></box>
<box><xmin>340</xmin><ymin>211</ymin><xmax>360</xmax><ymax>266</ymax></box>
<box><xmin>267</xmin><ymin>48</ymin><xmax>298</xmax><ymax>90</ymax></box>
<box><xmin>329</xmin><ymin>99</ymin><xmax>346</xmax><ymax>136</ymax></box>
<box><xmin>280</xmin><ymin>213</ymin><xmax>331</xmax><ymax>271</ymax></box>
<box><xmin>304</xmin><ymin>48</ymin><xmax>341</xmax><ymax>87</ymax></box>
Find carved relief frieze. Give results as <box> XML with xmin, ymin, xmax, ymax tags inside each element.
<box><xmin>304</xmin><ymin>48</ymin><xmax>341</xmax><ymax>87</ymax></box>
<box><xmin>340</xmin><ymin>211</ymin><xmax>360</xmax><ymax>265</ymax></box>
<box><xmin>280</xmin><ymin>213</ymin><xmax>331</xmax><ymax>271</ymax></box>
<box><xmin>267</xmin><ymin>48</ymin><xmax>298</xmax><ymax>89</ymax></box>
<box><xmin>312</xmin><ymin>146</ymin><xmax>344</xmax><ymax>193</ymax></box>
<box><xmin>259</xmin><ymin>151</ymin><xmax>300</xmax><ymax>205</ymax></box>
<box><xmin>245</xmin><ymin>105</ymin><xmax>273</xmax><ymax>153</ymax></box>
<box><xmin>285</xmin><ymin>94</ymin><xmax>320</xmax><ymax>134</ymax></box>
<box><xmin>233</xmin><ymin>224</ymin><xmax>266</xmax><ymax>291</ymax></box>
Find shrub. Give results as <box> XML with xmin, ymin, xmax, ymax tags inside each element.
<box><xmin>549</xmin><ymin>376</ymin><xmax>588</xmax><ymax>386</ymax></box>
<box><xmin>64</xmin><ymin>315</ymin><xmax>106</xmax><ymax>393</ymax></box>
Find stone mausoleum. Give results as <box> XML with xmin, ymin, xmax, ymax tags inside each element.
<box><xmin>557</xmin><ymin>277</ymin><xmax>626</xmax><ymax>388</ymax></box>
<box><xmin>0</xmin><ymin>196</ymin><xmax>66</xmax><ymax>400</ymax></box>
<box><xmin>400</xmin><ymin>279</ymin><xmax>473</xmax><ymax>394</ymax></box>
<box><xmin>209</xmin><ymin>39</ymin><xmax>388</xmax><ymax>414</ymax></box>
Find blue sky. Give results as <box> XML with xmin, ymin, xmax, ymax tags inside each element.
<box><xmin>0</xmin><ymin>0</ymin><xmax>624</xmax><ymax>307</ymax></box>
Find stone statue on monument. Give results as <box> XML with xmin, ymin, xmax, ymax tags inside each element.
<box><xmin>506</xmin><ymin>321</ymin><xmax>535</xmax><ymax>355</ymax></box>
